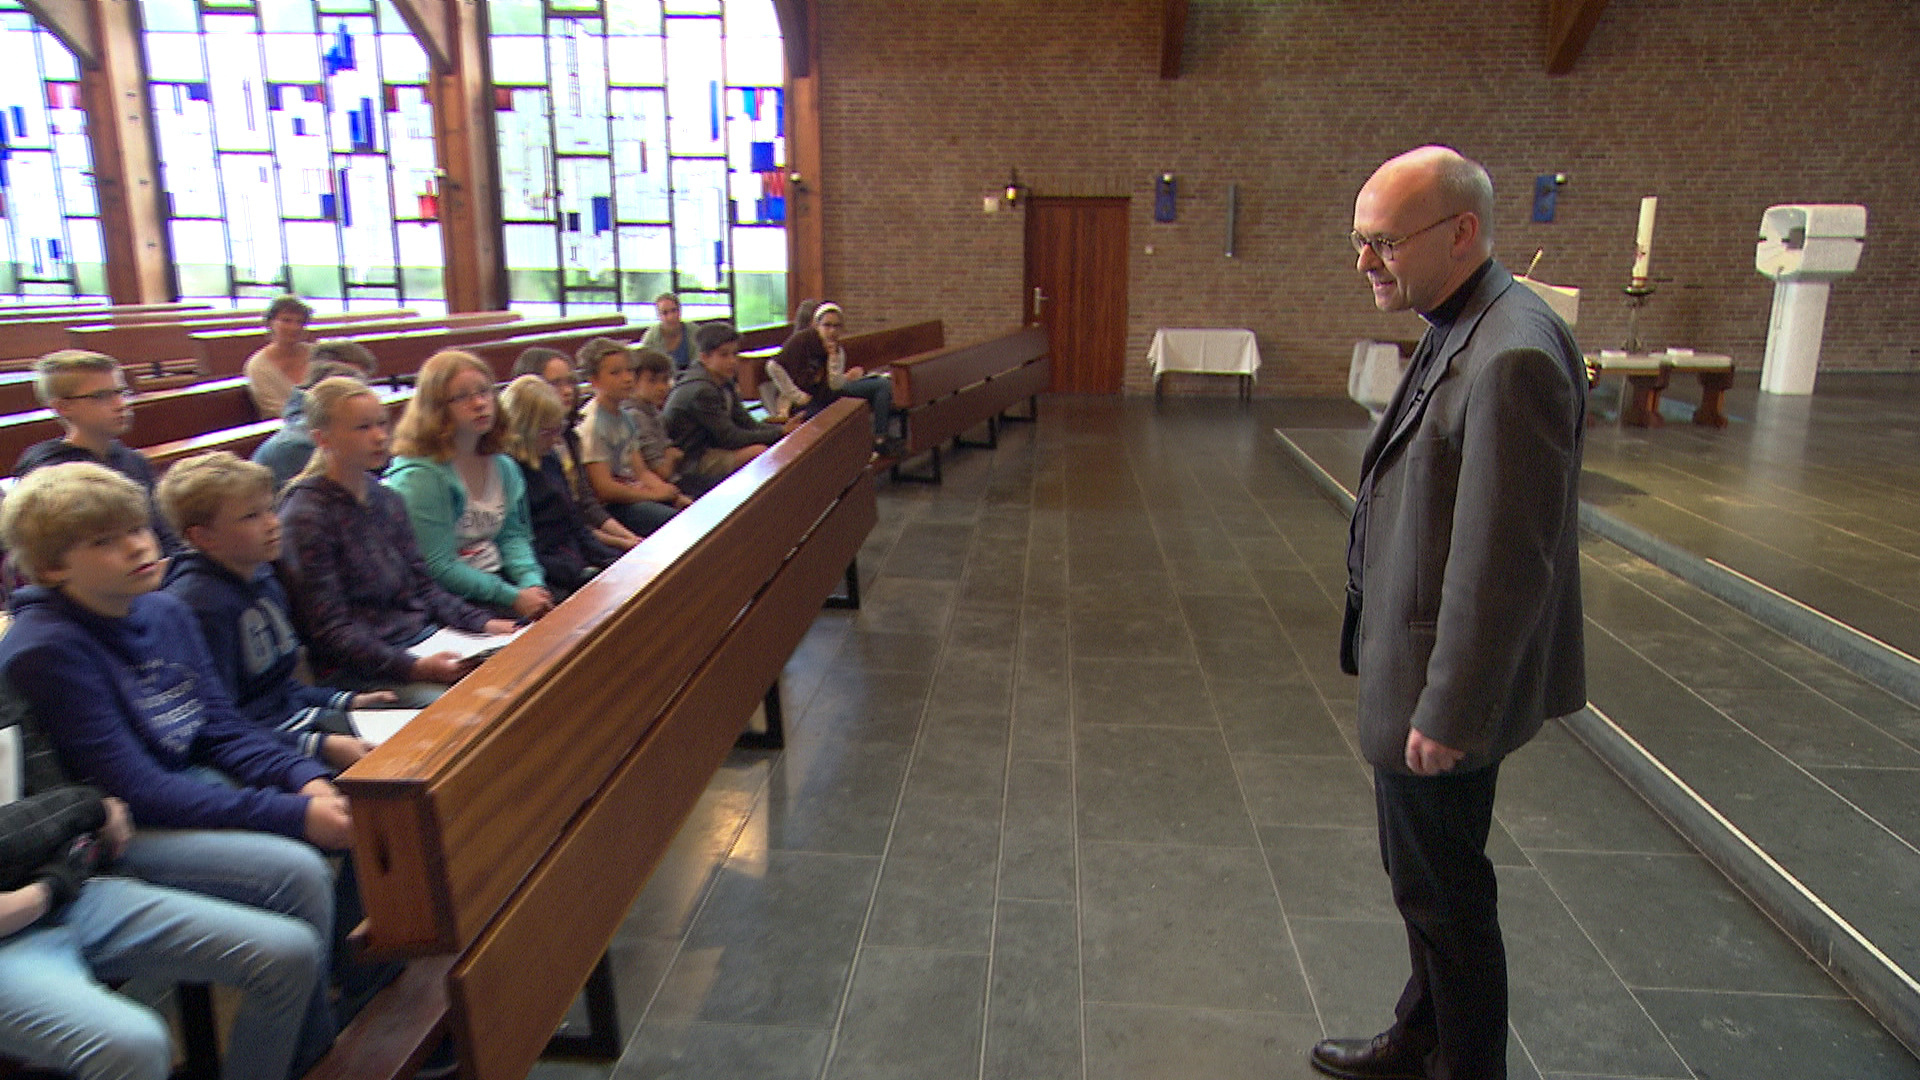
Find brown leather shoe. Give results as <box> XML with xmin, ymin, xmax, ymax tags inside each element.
<box><xmin>1309</xmin><ymin>1033</ymin><xmax>1428</xmax><ymax>1080</ymax></box>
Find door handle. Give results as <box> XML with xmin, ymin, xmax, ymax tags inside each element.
<box><xmin>1032</xmin><ymin>287</ymin><xmax>1047</xmax><ymax>312</ymax></box>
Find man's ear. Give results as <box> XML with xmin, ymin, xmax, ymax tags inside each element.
<box><xmin>39</xmin><ymin>555</ymin><xmax>71</xmax><ymax>587</ymax></box>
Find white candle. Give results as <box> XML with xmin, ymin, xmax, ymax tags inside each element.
<box><xmin>1632</xmin><ymin>196</ymin><xmax>1658</xmax><ymax>281</ymax></box>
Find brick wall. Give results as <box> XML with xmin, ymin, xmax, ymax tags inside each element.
<box><xmin>815</xmin><ymin>0</ymin><xmax>1920</xmax><ymax>395</ymax></box>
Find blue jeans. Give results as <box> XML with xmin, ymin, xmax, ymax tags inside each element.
<box><xmin>608</xmin><ymin>498</ymin><xmax>678</xmax><ymax>536</ymax></box>
<box><xmin>0</xmin><ymin>875</ymin><xmax>323</xmax><ymax>1080</ymax></box>
<box><xmin>838</xmin><ymin>374</ymin><xmax>895</xmax><ymax>437</ymax></box>
<box><xmin>115</xmin><ymin>828</ymin><xmax>339</xmax><ymax>1073</ymax></box>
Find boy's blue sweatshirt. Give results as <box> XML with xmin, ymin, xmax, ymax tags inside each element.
<box><xmin>0</xmin><ymin>586</ymin><xmax>330</xmax><ymax>840</ymax></box>
<box><xmin>162</xmin><ymin>550</ymin><xmax>351</xmax><ymax>757</ymax></box>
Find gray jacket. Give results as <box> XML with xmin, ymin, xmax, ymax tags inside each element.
<box><xmin>1345</xmin><ymin>261</ymin><xmax>1587</xmax><ymax>772</ymax></box>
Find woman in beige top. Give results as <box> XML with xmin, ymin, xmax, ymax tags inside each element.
<box><xmin>243</xmin><ymin>296</ymin><xmax>314</xmax><ymax>418</ymax></box>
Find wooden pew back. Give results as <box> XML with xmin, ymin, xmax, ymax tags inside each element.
<box><xmin>845</xmin><ymin>319</ymin><xmax>945</xmax><ymax>376</ymax></box>
<box><xmin>889</xmin><ymin>327</ymin><xmax>1050</xmax><ymax>472</ymax></box>
<box><xmin>194</xmin><ymin>313</ymin><xmax>524</xmax><ymax>377</ymax></box>
<box><xmin>328</xmin><ymin>315</ymin><xmax>628</xmax><ymax>378</ymax></box>
<box><xmin>1</xmin><ymin>377</ymin><xmax>258</xmax><ymax>472</ymax></box>
<box><xmin>70</xmin><ymin>309</ymin><xmax>417</xmax><ymax>366</ymax></box>
<box><xmin>0</xmin><ymin>304</ymin><xmax>214</xmax><ymax>360</ymax></box>
<box><xmin>330</xmin><ymin>399</ymin><xmax>874</xmax><ymax>1080</ymax></box>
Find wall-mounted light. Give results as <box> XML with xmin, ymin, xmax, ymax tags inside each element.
<box><xmin>1003</xmin><ymin>168</ymin><xmax>1030</xmax><ymax>209</ymax></box>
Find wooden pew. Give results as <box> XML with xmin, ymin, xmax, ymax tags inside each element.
<box><xmin>736</xmin><ymin>321</ymin><xmax>939</xmax><ymax>409</ymax></box>
<box><xmin>0</xmin><ymin>304</ymin><xmax>213</xmax><ymax>360</ymax></box>
<box><xmin>68</xmin><ymin>310</ymin><xmax>417</xmax><ymax>368</ymax></box>
<box><xmin>141</xmin><ymin>386</ymin><xmax>416</xmax><ymax>474</ymax></box>
<box><xmin>195</xmin><ymin>313</ymin><xmax>523</xmax><ymax>377</ymax></box>
<box><xmin>306</xmin><ymin>398</ymin><xmax>875</xmax><ymax>1080</ymax></box>
<box><xmin>888</xmin><ymin>325</ymin><xmax>1049</xmax><ymax>483</ymax></box>
<box><xmin>322</xmin><ymin>315</ymin><xmax>627</xmax><ymax>378</ymax></box>
<box><xmin>1</xmin><ymin>377</ymin><xmax>259</xmax><ymax>472</ymax></box>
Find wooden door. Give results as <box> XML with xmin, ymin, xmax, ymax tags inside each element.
<box><xmin>1024</xmin><ymin>197</ymin><xmax>1129</xmax><ymax>393</ymax></box>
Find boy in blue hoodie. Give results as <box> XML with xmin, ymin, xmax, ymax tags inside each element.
<box><xmin>0</xmin><ymin>460</ymin><xmax>344</xmax><ymax>1066</ymax></box>
<box><xmin>157</xmin><ymin>451</ymin><xmax>394</xmax><ymax>770</ymax></box>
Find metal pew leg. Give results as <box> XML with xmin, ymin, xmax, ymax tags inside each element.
<box><xmin>545</xmin><ymin>954</ymin><xmax>622</xmax><ymax>1061</ymax></box>
<box><xmin>824</xmin><ymin>558</ymin><xmax>862</xmax><ymax>610</ymax></box>
<box><xmin>736</xmin><ymin>681</ymin><xmax>786</xmax><ymax>751</ymax></box>
<box><xmin>890</xmin><ymin>445</ymin><xmax>942</xmax><ymax>484</ymax></box>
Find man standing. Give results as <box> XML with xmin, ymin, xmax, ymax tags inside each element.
<box><xmin>1313</xmin><ymin>146</ymin><xmax>1586</xmax><ymax>1080</ymax></box>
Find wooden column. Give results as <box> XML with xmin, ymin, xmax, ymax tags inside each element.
<box><xmin>26</xmin><ymin>0</ymin><xmax>174</xmax><ymax>302</ymax></box>
<box><xmin>393</xmin><ymin>0</ymin><xmax>504</xmax><ymax>312</ymax></box>
<box><xmin>776</xmin><ymin>0</ymin><xmax>823</xmax><ymax>314</ymax></box>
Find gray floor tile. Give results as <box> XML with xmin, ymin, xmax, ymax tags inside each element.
<box><xmin>1072</xmin><ymin>656</ymin><xmax>1217</xmax><ymax>727</ymax></box>
<box><xmin>1079</xmin><ymin>840</ymin><xmax>1311</xmax><ymax>1013</ymax></box>
<box><xmin>985</xmin><ymin>900</ymin><xmax>1082</xmax><ymax>1080</ymax></box>
<box><xmin>1236</xmin><ymin>753</ymin><xmax>1375</xmax><ymax>828</ymax></box>
<box><xmin>1260</xmin><ymin>824</ymin><xmax>1397</xmax><ymax>922</ymax></box>
<box><xmin>649</xmin><ymin>851</ymin><xmax>878</xmax><ymax>1027</ymax></box>
<box><xmin>613</xmin><ymin>1020</ymin><xmax>830</xmax><ymax>1080</ymax></box>
<box><xmin>1177</xmin><ymin>593</ymin><xmax>1288</xmax><ymax>644</ymax></box>
<box><xmin>1530</xmin><ymin>851</ymin><xmax>1843</xmax><ymax>997</ymax></box>
<box><xmin>1637</xmin><ymin>988</ymin><xmax>1920</xmax><ymax>1080</ymax></box>
<box><xmin>1494</xmin><ymin>732</ymin><xmax>1692</xmax><ymax>856</ymax></box>
<box><xmin>1212</xmin><ymin>679</ymin><xmax>1352</xmax><ymax>757</ymax></box>
<box><xmin>906</xmin><ymin>716</ymin><xmax>1010</xmax><ymax>802</ymax></box>
<box><xmin>827</xmin><ymin>948</ymin><xmax>988</xmax><ymax>1080</ymax></box>
<box><xmin>1499</xmin><ymin>867</ymin><xmax>1691</xmax><ymax>1077</ymax></box>
<box><xmin>1084</xmin><ymin>1003</ymin><xmax>1323</xmax><ymax>1080</ymax></box>
<box><xmin>799</xmin><ymin>669</ymin><xmax>932</xmax><ymax>746</ymax></box>
<box><xmin>1692</xmin><ymin>686</ymin><xmax>1920</xmax><ymax>769</ymax></box>
<box><xmin>1000</xmin><ymin>760</ymin><xmax>1077</xmax><ymax>902</ymax></box>
<box><xmin>1068</xmin><ymin>604</ymin><xmax>1195</xmax><ymax>662</ymax></box>
<box><xmin>1288</xmin><ymin>916</ymin><xmax>1408</xmax><ymax>1037</ymax></box>
<box><xmin>1076</xmin><ymin>726</ymin><xmax>1256</xmax><ymax>847</ymax></box>
<box><xmin>865</xmin><ymin>794</ymin><xmax>1001</xmax><ymax>951</ymax></box>
<box><xmin>761</xmin><ymin>738</ymin><xmax>911</xmax><ymax>855</ymax></box>
<box><xmin>1812</xmin><ymin>765</ymin><xmax>1920</xmax><ymax>847</ymax></box>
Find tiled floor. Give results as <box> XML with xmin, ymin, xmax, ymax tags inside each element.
<box><xmin>532</xmin><ymin>396</ymin><xmax>1917</xmax><ymax>1080</ymax></box>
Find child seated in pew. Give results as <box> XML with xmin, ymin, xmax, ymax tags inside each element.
<box><xmin>663</xmin><ymin>322</ymin><xmax>796</xmax><ymax>484</ymax></box>
<box><xmin>813</xmin><ymin>302</ymin><xmax>899</xmax><ymax>444</ymax></box>
<box><xmin>626</xmin><ymin>345</ymin><xmax>709</xmax><ymax>497</ymax></box>
<box><xmin>243</xmin><ymin>295</ymin><xmax>314</xmax><ymax>419</ymax></box>
<box><xmin>385</xmin><ymin>350</ymin><xmax>552</xmax><ymax>621</ymax></box>
<box><xmin>279</xmin><ymin>377</ymin><xmax>519</xmax><ymax>700</ymax></box>
<box><xmin>510</xmin><ymin>346</ymin><xmax>641</xmax><ymax>556</ymax></box>
<box><xmin>16</xmin><ymin>349</ymin><xmax>183</xmax><ymax>554</ymax></box>
<box><xmin>0</xmin><ymin>692</ymin><xmax>326</xmax><ymax>1080</ymax></box>
<box><xmin>576</xmin><ymin>338</ymin><xmax>689</xmax><ymax>536</ymax></box>
<box><xmin>0</xmin><ymin>462</ymin><xmax>350</xmax><ymax>1071</ymax></box>
<box><xmin>156</xmin><ymin>452</ymin><xmax>392</xmax><ymax>770</ymax></box>
<box><xmin>252</xmin><ymin>340</ymin><xmax>380</xmax><ymax>490</ymax></box>
<box><xmin>498</xmin><ymin>376</ymin><xmax>623</xmax><ymax>598</ymax></box>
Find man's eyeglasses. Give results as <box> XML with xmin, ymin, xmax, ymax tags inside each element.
<box><xmin>62</xmin><ymin>388</ymin><xmax>135</xmax><ymax>404</ymax></box>
<box><xmin>1349</xmin><ymin>213</ymin><xmax>1462</xmax><ymax>261</ymax></box>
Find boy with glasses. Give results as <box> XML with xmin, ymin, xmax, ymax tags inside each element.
<box><xmin>16</xmin><ymin>350</ymin><xmax>181</xmax><ymax>554</ymax></box>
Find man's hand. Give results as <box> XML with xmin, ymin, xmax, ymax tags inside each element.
<box><xmin>1405</xmin><ymin>728</ymin><xmax>1464</xmax><ymax>776</ymax></box>
<box><xmin>349</xmin><ymin>690</ymin><xmax>398</xmax><ymax>709</ymax></box>
<box><xmin>483</xmin><ymin>619</ymin><xmax>520</xmax><ymax>636</ymax></box>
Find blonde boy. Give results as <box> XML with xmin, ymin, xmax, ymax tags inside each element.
<box><xmin>17</xmin><ymin>350</ymin><xmax>181</xmax><ymax>553</ymax></box>
<box><xmin>0</xmin><ymin>462</ymin><xmax>351</xmax><ymax>850</ymax></box>
<box><xmin>158</xmin><ymin>452</ymin><xmax>389</xmax><ymax>770</ymax></box>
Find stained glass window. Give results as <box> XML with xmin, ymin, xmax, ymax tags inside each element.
<box><xmin>139</xmin><ymin>0</ymin><xmax>445</xmax><ymax>311</ymax></box>
<box><xmin>491</xmin><ymin>0</ymin><xmax>786</xmax><ymax>324</ymax></box>
<box><xmin>0</xmin><ymin>3</ymin><xmax>106</xmax><ymax>299</ymax></box>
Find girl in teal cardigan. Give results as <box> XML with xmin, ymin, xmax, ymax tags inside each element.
<box><xmin>384</xmin><ymin>350</ymin><xmax>553</xmax><ymax>621</ymax></box>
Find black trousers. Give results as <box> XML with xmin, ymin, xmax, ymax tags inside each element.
<box><xmin>1375</xmin><ymin>762</ymin><xmax>1506</xmax><ymax>1080</ymax></box>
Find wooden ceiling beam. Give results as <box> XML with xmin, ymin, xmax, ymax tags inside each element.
<box><xmin>18</xmin><ymin>0</ymin><xmax>96</xmax><ymax>68</ymax></box>
<box><xmin>1159</xmin><ymin>0</ymin><xmax>1188</xmax><ymax>80</ymax></box>
<box><xmin>1545</xmin><ymin>0</ymin><xmax>1610</xmax><ymax>75</ymax></box>
<box><xmin>387</xmin><ymin>0</ymin><xmax>454</xmax><ymax>74</ymax></box>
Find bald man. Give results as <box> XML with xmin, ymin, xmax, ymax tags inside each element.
<box><xmin>1315</xmin><ymin>147</ymin><xmax>1586</xmax><ymax>1080</ymax></box>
